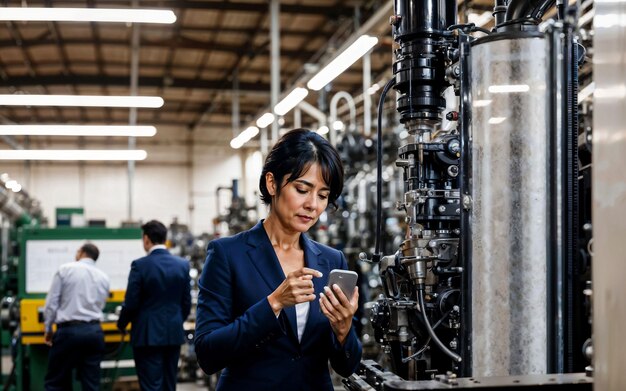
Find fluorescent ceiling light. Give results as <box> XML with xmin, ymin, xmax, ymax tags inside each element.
<box><xmin>0</xmin><ymin>125</ymin><xmax>157</xmax><ymax>137</ymax></box>
<box><xmin>367</xmin><ymin>83</ymin><xmax>380</xmax><ymax>95</ymax></box>
<box><xmin>0</xmin><ymin>8</ymin><xmax>176</xmax><ymax>24</ymax></box>
<box><xmin>488</xmin><ymin>117</ymin><xmax>507</xmax><ymax>125</ymax></box>
<box><xmin>0</xmin><ymin>95</ymin><xmax>164</xmax><ymax>108</ymax></box>
<box><xmin>307</xmin><ymin>35</ymin><xmax>379</xmax><ymax>91</ymax></box>
<box><xmin>488</xmin><ymin>84</ymin><xmax>530</xmax><ymax>93</ymax></box>
<box><xmin>473</xmin><ymin>99</ymin><xmax>492</xmax><ymax>107</ymax></box>
<box><xmin>256</xmin><ymin>113</ymin><xmax>275</xmax><ymax>128</ymax></box>
<box><xmin>4</xmin><ymin>180</ymin><xmax>21</xmax><ymax>193</ymax></box>
<box><xmin>241</xmin><ymin>126</ymin><xmax>260</xmax><ymax>140</ymax></box>
<box><xmin>230</xmin><ymin>126</ymin><xmax>259</xmax><ymax>149</ymax></box>
<box><xmin>274</xmin><ymin>88</ymin><xmax>309</xmax><ymax>116</ymax></box>
<box><xmin>0</xmin><ymin>150</ymin><xmax>147</xmax><ymax>161</ymax></box>
<box><xmin>317</xmin><ymin>126</ymin><xmax>329</xmax><ymax>135</ymax></box>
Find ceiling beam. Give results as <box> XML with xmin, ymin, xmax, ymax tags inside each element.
<box><xmin>21</xmin><ymin>0</ymin><xmax>356</xmax><ymax>17</ymax></box>
<box><xmin>0</xmin><ymin>37</ymin><xmax>318</xmax><ymax>59</ymax></box>
<box><xmin>0</xmin><ymin>114</ymin><xmax>233</xmax><ymax>128</ymax></box>
<box><xmin>151</xmin><ymin>25</ymin><xmax>336</xmax><ymax>39</ymax></box>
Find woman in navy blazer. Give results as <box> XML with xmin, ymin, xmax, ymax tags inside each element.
<box><xmin>195</xmin><ymin>129</ymin><xmax>362</xmax><ymax>390</ymax></box>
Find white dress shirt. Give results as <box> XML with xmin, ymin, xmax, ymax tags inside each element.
<box><xmin>43</xmin><ymin>258</ymin><xmax>111</xmax><ymax>332</ymax></box>
<box><xmin>295</xmin><ymin>302</ymin><xmax>310</xmax><ymax>342</ymax></box>
<box><xmin>148</xmin><ymin>244</ymin><xmax>167</xmax><ymax>254</ymax></box>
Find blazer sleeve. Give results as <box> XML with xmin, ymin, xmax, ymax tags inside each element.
<box><xmin>194</xmin><ymin>239</ymin><xmax>284</xmax><ymax>375</ymax></box>
<box><xmin>328</xmin><ymin>252</ymin><xmax>363</xmax><ymax>377</ymax></box>
<box><xmin>181</xmin><ymin>261</ymin><xmax>191</xmax><ymax>321</ymax></box>
<box><xmin>117</xmin><ymin>260</ymin><xmax>141</xmax><ymax>331</ymax></box>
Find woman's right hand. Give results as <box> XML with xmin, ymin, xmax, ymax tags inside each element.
<box><xmin>267</xmin><ymin>267</ymin><xmax>322</xmax><ymax>316</ymax></box>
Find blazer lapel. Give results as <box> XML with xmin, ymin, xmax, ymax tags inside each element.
<box><xmin>245</xmin><ymin>221</ymin><xmax>286</xmax><ymax>293</ymax></box>
<box><xmin>245</xmin><ymin>222</ymin><xmax>301</xmax><ymax>341</ymax></box>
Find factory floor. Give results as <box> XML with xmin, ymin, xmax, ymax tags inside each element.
<box><xmin>176</xmin><ymin>382</ymin><xmax>210</xmax><ymax>390</ymax></box>
<box><xmin>175</xmin><ymin>382</ymin><xmax>346</xmax><ymax>390</ymax></box>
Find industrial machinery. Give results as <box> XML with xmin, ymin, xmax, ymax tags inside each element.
<box><xmin>1</xmin><ymin>179</ymin><xmax>46</xmax><ymax>387</ymax></box>
<box><xmin>345</xmin><ymin>0</ymin><xmax>593</xmax><ymax>389</ymax></box>
<box><xmin>213</xmin><ymin>179</ymin><xmax>257</xmax><ymax>237</ymax></box>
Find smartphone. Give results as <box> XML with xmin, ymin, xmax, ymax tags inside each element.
<box><xmin>326</xmin><ymin>269</ymin><xmax>358</xmax><ymax>300</ymax></box>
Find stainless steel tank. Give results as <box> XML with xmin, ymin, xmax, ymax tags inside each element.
<box><xmin>469</xmin><ymin>34</ymin><xmax>549</xmax><ymax>377</ymax></box>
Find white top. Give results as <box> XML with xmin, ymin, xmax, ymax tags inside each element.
<box><xmin>43</xmin><ymin>258</ymin><xmax>110</xmax><ymax>332</ymax></box>
<box><xmin>295</xmin><ymin>302</ymin><xmax>310</xmax><ymax>342</ymax></box>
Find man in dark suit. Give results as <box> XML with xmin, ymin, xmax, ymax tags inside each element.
<box><xmin>117</xmin><ymin>220</ymin><xmax>191</xmax><ymax>391</ymax></box>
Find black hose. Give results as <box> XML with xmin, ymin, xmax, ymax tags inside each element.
<box><xmin>532</xmin><ymin>0</ymin><xmax>557</xmax><ymax>20</ymax></box>
<box><xmin>494</xmin><ymin>0</ymin><xmax>507</xmax><ymax>27</ymax></box>
<box><xmin>373</xmin><ymin>78</ymin><xmax>396</xmax><ymax>262</ymax></box>
<box><xmin>504</xmin><ymin>0</ymin><xmax>555</xmax><ymax>21</ymax></box>
<box><xmin>417</xmin><ymin>287</ymin><xmax>462</xmax><ymax>363</ymax></box>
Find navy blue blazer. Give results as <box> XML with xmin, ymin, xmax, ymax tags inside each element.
<box><xmin>118</xmin><ymin>248</ymin><xmax>191</xmax><ymax>347</ymax></box>
<box><xmin>194</xmin><ymin>221</ymin><xmax>362</xmax><ymax>391</ymax></box>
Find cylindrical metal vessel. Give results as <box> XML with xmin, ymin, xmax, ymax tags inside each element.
<box><xmin>469</xmin><ymin>34</ymin><xmax>549</xmax><ymax>377</ymax></box>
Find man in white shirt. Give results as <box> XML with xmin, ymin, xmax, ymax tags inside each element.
<box><xmin>43</xmin><ymin>243</ymin><xmax>110</xmax><ymax>391</ymax></box>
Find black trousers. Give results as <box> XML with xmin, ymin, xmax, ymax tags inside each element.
<box><xmin>44</xmin><ymin>323</ymin><xmax>105</xmax><ymax>391</ymax></box>
<box><xmin>133</xmin><ymin>345</ymin><xmax>180</xmax><ymax>391</ymax></box>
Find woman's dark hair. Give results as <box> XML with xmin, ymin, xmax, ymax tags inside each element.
<box><xmin>259</xmin><ymin>128</ymin><xmax>344</xmax><ymax>209</ymax></box>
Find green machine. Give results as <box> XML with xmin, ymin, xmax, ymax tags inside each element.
<box><xmin>3</xmin><ymin>226</ymin><xmax>144</xmax><ymax>390</ymax></box>
<box><xmin>1</xmin><ymin>184</ymin><xmax>42</xmax><ymax>388</ymax></box>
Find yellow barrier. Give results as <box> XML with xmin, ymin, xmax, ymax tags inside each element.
<box><xmin>20</xmin><ymin>290</ymin><xmax>130</xmax><ymax>345</ymax></box>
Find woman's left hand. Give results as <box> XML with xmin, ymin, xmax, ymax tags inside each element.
<box><xmin>319</xmin><ymin>285</ymin><xmax>359</xmax><ymax>346</ymax></box>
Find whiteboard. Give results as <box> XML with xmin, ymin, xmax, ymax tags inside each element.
<box><xmin>26</xmin><ymin>239</ymin><xmax>145</xmax><ymax>293</ymax></box>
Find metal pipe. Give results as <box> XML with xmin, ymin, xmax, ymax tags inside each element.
<box><xmin>294</xmin><ymin>107</ymin><xmax>302</xmax><ymax>129</ymax></box>
<box><xmin>494</xmin><ymin>0</ymin><xmax>507</xmax><ymax>27</ymax></box>
<box><xmin>363</xmin><ymin>52</ymin><xmax>372</xmax><ymax>136</ymax></box>
<box><xmin>329</xmin><ymin>92</ymin><xmax>356</xmax><ymax>146</ymax></box>
<box><xmin>261</xmin><ymin>128</ymin><xmax>269</xmax><ymax>156</ymax></box>
<box><xmin>215</xmin><ymin>186</ymin><xmax>233</xmax><ymax>218</ymax></box>
<box><xmin>1</xmin><ymin>216</ymin><xmax>8</xmax><ymax>272</ymax></box>
<box><xmin>445</xmin><ymin>0</ymin><xmax>458</xmax><ymax>27</ymax></box>
<box><xmin>127</xmin><ymin>3</ymin><xmax>139</xmax><ymax>221</ymax></box>
<box><xmin>297</xmin><ymin>100</ymin><xmax>327</xmax><ymax>125</ymax></box>
<box><xmin>232</xmin><ymin>69</ymin><xmax>240</xmax><ymax>138</ymax></box>
<box><xmin>270</xmin><ymin>0</ymin><xmax>280</xmax><ymax>144</ymax></box>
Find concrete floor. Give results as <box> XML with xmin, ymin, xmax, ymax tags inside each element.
<box><xmin>176</xmin><ymin>382</ymin><xmax>209</xmax><ymax>390</ymax></box>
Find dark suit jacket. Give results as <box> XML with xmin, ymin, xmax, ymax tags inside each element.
<box><xmin>118</xmin><ymin>248</ymin><xmax>191</xmax><ymax>347</ymax></box>
<box><xmin>194</xmin><ymin>221</ymin><xmax>362</xmax><ymax>391</ymax></box>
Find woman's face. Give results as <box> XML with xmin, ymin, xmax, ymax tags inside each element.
<box><xmin>267</xmin><ymin>163</ymin><xmax>330</xmax><ymax>234</ymax></box>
